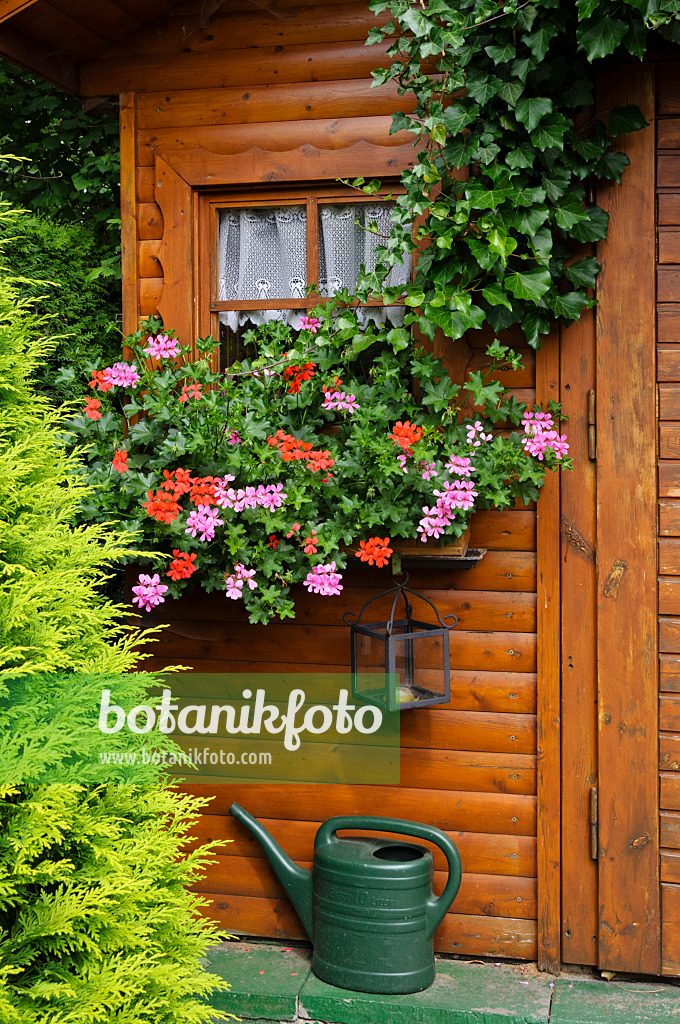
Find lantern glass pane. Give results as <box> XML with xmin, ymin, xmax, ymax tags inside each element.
<box><xmin>354</xmin><ymin>629</ymin><xmax>389</xmax><ymax>707</ymax></box>
<box><xmin>393</xmin><ymin>629</ymin><xmax>447</xmax><ymax>706</ymax></box>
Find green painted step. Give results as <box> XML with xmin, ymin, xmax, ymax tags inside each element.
<box><xmin>204</xmin><ymin>941</ymin><xmax>312</xmax><ymax>1021</ymax></box>
<box><xmin>550</xmin><ymin>977</ymin><xmax>680</xmax><ymax>1024</ymax></box>
<box><xmin>297</xmin><ymin>960</ymin><xmax>552</xmax><ymax>1024</ymax></box>
<box><xmin>203</xmin><ymin>940</ymin><xmax>680</xmax><ymax>1024</ymax></box>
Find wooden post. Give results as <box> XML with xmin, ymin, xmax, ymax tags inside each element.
<box><xmin>596</xmin><ymin>64</ymin><xmax>660</xmax><ymax>975</ymax></box>
<box><xmin>119</xmin><ymin>91</ymin><xmax>139</xmax><ymax>342</ymax></box>
<box><xmin>560</xmin><ymin>303</ymin><xmax>598</xmax><ymax>966</ymax></box>
<box><xmin>536</xmin><ymin>328</ymin><xmax>562</xmax><ymax>973</ymax></box>
<box><xmin>155</xmin><ymin>155</ymin><xmax>195</xmax><ymax>349</ymax></box>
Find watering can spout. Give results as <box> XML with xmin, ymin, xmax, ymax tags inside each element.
<box><xmin>229</xmin><ymin>802</ymin><xmax>314</xmax><ymax>940</ymax></box>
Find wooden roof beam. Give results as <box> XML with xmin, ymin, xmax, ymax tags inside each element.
<box><xmin>0</xmin><ymin>23</ymin><xmax>79</xmax><ymax>94</ymax></box>
<box><xmin>0</xmin><ymin>0</ymin><xmax>40</xmax><ymax>24</ymax></box>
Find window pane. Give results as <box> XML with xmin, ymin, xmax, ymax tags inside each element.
<box><xmin>218</xmin><ymin>205</ymin><xmax>307</xmax><ymax>305</ymax></box>
<box><xmin>318</xmin><ymin>202</ymin><xmax>412</xmax><ymax>326</ymax></box>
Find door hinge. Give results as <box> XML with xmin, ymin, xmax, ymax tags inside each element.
<box><xmin>587</xmin><ymin>389</ymin><xmax>596</xmax><ymax>461</ymax></box>
<box><xmin>589</xmin><ymin>785</ymin><xmax>598</xmax><ymax>860</ymax></box>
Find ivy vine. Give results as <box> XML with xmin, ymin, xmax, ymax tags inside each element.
<box><xmin>356</xmin><ymin>0</ymin><xmax>680</xmax><ymax>349</ymax></box>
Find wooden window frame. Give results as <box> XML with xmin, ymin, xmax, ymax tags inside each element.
<box><xmin>196</xmin><ymin>182</ymin><xmax>407</xmax><ymax>346</ymax></box>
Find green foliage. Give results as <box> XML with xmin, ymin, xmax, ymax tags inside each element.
<box><xmin>0</xmin><ymin>256</ymin><xmax>139</xmax><ymax>677</ymax></box>
<box><xmin>0</xmin><ymin>772</ymin><xmax>229</xmax><ymax>1023</ymax></box>
<box><xmin>0</xmin><ymin>215</ymin><xmax>120</xmax><ymax>403</ymax></box>
<box><xmin>361</xmin><ymin>0</ymin><xmax>680</xmax><ymax>348</ymax></box>
<box><xmin>0</xmin><ymin>206</ymin><xmax>229</xmax><ymax>1022</ymax></box>
<box><xmin>0</xmin><ymin>60</ymin><xmax>119</xmax><ymax>251</ymax></box>
<box><xmin>69</xmin><ymin>314</ymin><xmax>568</xmax><ymax>624</ymax></box>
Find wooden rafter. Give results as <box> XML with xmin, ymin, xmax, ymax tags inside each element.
<box><xmin>0</xmin><ymin>0</ymin><xmax>40</xmax><ymax>23</ymax></box>
<box><xmin>0</xmin><ymin>23</ymin><xmax>79</xmax><ymax>93</ymax></box>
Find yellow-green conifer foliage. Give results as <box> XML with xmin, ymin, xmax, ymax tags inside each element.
<box><xmin>0</xmin><ymin>207</ymin><xmax>230</xmax><ymax>1023</ymax></box>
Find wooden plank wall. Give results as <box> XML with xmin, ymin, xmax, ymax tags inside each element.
<box><xmin>657</xmin><ymin>60</ymin><xmax>680</xmax><ymax>977</ymax></box>
<box><xmin>108</xmin><ymin>0</ymin><xmax>545</xmax><ymax>960</ymax></box>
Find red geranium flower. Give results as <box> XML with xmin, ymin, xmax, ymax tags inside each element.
<box><xmin>84</xmin><ymin>397</ymin><xmax>102</xmax><ymax>420</ymax></box>
<box><xmin>356</xmin><ymin>536</ymin><xmax>393</xmax><ymax>568</ymax></box>
<box><xmin>112</xmin><ymin>448</ymin><xmax>128</xmax><ymax>473</ymax></box>
<box><xmin>179</xmin><ymin>382</ymin><xmax>202</xmax><ymax>402</ymax></box>
<box><xmin>282</xmin><ymin>362</ymin><xmax>316</xmax><ymax>394</ymax></box>
<box><xmin>166</xmin><ymin>550</ymin><xmax>198</xmax><ymax>581</ymax></box>
<box><xmin>389</xmin><ymin>420</ymin><xmax>423</xmax><ymax>452</ymax></box>
<box><xmin>162</xmin><ymin>467</ymin><xmax>193</xmax><ymax>496</ymax></box>
<box><xmin>189</xmin><ymin>476</ymin><xmax>219</xmax><ymax>506</ymax></box>
<box><xmin>89</xmin><ymin>369</ymin><xmax>113</xmax><ymax>393</ymax></box>
<box><xmin>141</xmin><ymin>489</ymin><xmax>181</xmax><ymax>524</ymax></box>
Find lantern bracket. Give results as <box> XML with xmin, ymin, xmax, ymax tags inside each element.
<box><xmin>343</xmin><ymin>570</ymin><xmax>457</xmax><ymax>635</ymax></box>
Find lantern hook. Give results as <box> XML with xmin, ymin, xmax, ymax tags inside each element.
<box><xmin>343</xmin><ymin>570</ymin><xmax>457</xmax><ymax>633</ymax></box>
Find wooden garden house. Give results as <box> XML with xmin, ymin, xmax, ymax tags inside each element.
<box><xmin>3</xmin><ymin>0</ymin><xmax>680</xmax><ymax>979</ymax></box>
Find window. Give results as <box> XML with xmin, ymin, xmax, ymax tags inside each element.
<box><xmin>198</xmin><ymin>185</ymin><xmax>411</xmax><ymax>368</ymax></box>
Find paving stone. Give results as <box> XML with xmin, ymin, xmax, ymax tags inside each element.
<box><xmin>550</xmin><ymin>977</ymin><xmax>680</xmax><ymax>1024</ymax></box>
<box><xmin>297</xmin><ymin>960</ymin><xmax>552</xmax><ymax>1024</ymax></box>
<box><xmin>204</xmin><ymin>941</ymin><xmax>311</xmax><ymax>1021</ymax></box>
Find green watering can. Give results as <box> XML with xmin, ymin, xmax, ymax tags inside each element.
<box><xmin>229</xmin><ymin>802</ymin><xmax>462</xmax><ymax>994</ymax></box>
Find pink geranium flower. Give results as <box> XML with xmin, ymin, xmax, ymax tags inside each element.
<box><xmin>144</xmin><ymin>334</ymin><xmax>180</xmax><ymax>359</ymax></box>
<box><xmin>446</xmin><ymin>454</ymin><xmax>475</xmax><ymax>477</ymax></box>
<box><xmin>322</xmin><ymin>390</ymin><xmax>360</xmax><ymax>413</ymax></box>
<box><xmin>185</xmin><ymin>505</ymin><xmax>223</xmax><ymax>542</ymax></box>
<box><xmin>224</xmin><ymin>563</ymin><xmax>257</xmax><ymax>600</ymax></box>
<box><xmin>303</xmin><ymin>562</ymin><xmax>343</xmax><ymax>596</ymax></box>
<box><xmin>131</xmin><ymin>573</ymin><xmax>168</xmax><ymax>612</ymax></box>
<box><xmin>104</xmin><ymin>362</ymin><xmax>141</xmax><ymax>389</ymax></box>
<box><xmin>299</xmin><ymin>315</ymin><xmax>321</xmax><ymax>334</ymax></box>
<box><xmin>522</xmin><ymin>411</ymin><xmax>569</xmax><ymax>461</ymax></box>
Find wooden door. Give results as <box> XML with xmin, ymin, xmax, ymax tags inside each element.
<box><xmin>559</xmin><ymin>63</ymin><xmax>660</xmax><ymax>976</ymax></box>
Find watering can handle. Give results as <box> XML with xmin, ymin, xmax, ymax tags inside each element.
<box><xmin>315</xmin><ymin>815</ymin><xmax>462</xmax><ymax>940</ymax></box>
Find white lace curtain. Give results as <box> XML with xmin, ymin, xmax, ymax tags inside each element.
<box><xmin>218</xmin><ymin>203</ymin><xmax>412</xmax><ymax>331</ymax></box>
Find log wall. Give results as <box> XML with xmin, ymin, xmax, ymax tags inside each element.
<box><xmin>109</xmin><ymin>0</ymin><xmax>547</xmax><ymax>960</ymax></box>
<box><xmin>657</xmin><ymin>61</ymin><xmax>680</xmax><ymax>977</ymax></box>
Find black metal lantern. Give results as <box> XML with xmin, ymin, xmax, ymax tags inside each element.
<box><xmin>344</xmin><ymin>572</ymin><xmax>456</xmax><ymax>713</ymax></box>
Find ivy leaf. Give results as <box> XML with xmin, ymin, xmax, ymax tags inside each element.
<box><xmin>485</xmin><ymin>43</ymin><xmax>516</xmax><ymax>62</ymax></box>
<box><xmin>554</xmin><ymin>191</ymin><xmax>588</xmax><ymax>230</ymax></box>
<box><xmin>510</xmin><ymin>185</ymin><xmax>546</xmax><ymax>207</ymax></box>
<box><xmin>474</xmin><ymin>141</ymin><xmax>502</xmax><ymax>164</ymax></box>
<box><xmin>466</xmin><ymin>237</ymin><xmax>500</xmax><ymax>271</ymax></box>
<box><xmin>550</xmin><ymin>289</ymin><xmax>591</xmax><ymax>321</ymax></box>
<box><xmin>416</xmin><ymin>315</ymin><xmax>437</xmax><ymax>342</ymax></box>
<box><xmin>400</xmin><ymin>7</ymin><xmax>430</xmax><ymax>36</ymax></box>
<box><xmin>443</xmin><ymin>102</ymin><xmax>479</xmax><ymax>134</ymax></box>
<box><xmin>386</xmin><ymin>328</ymin><xmax>410</xmax><ymax>351</ymax></box>
<box><xmin>389</xmin><ymin>111</ymin><xmax>413</xmax><ymax>134</ymax></box>
<box><xmin>624</xmin><ymin>19</ymin><xmax>648</xmax><ymax>59</ymax></box>
<box><xmin>466</xmin><ymin>183</ymin><xmax>513</xmax><ymax>209</ymax></box>
<box><xmin>482</xmin><ymin>282</ymin><xmax>513</xmax><ymax>309</ymax></box>
<box><xmin>516</xmin><ymin>96</ymin><xmax>553</xmax><ymax>133</ymax></box>
<box><xmin>564</xmin><ymin>257</ymin><xmax>600</xmax><ymax>288</ymax></box>
<box><xmin>523</xmin><ymin>310</ymin><xmax>552</xmax><ymax>349</ymax></box>
<box><xmin>497</xmin><ymin>79</ymin><xmax>524</xmax><ymax>106</ymax></box>
<box><xmin>571</xmin><ymin>205</ymin><xmax>610</xmax><ymax>241</ymax></box>
<box><xmin>578</xmin><ymin>16</ymin><xmax>629</xmax><ymax>60</ymax></box>
<box><xmin>427</xmin><ymin>303</ymin><xmax>485</xmax><ymax>339</ymax></box>
<box><xmin>522</xmin><ymin>24</ymin><xmax>559</xmax><ymax>62</ymax></box>
<box><xmin>511</xmin><ymin>203</ymin><xmax>550</xmax><ymax>236</ymax></box>
<box><xmin>607</xmin><ymin>103</ymin><xmax>649</xmax><ymax>136</ymax></box>
<box><xmin>511</xmin><ymin>56</ymin><xmax>535</xmax><ymax>83</ymax></box>
<box><xmin>465</xmin><ymin>70</ymin><xmax>503</xmax><ymax>105</ymax></box>
<box><xmin>505</xmin><ymin>267</ymin><xmax>552</xmax><ymax>302</ymax></box>
<box><xmin>595</xmin><ymin>150</ymin><xmax>630</xmax><ymax>183</ymax></box>
<box><xmin>507</xmin><ymin>142</ymin><xmax>536</xmax><ymax>169</ymax></box>
<box><xmin>421</xmin><ymin>375</ymin><xmax>460</xmax><ymax>411</ymax></box>
<box><xmin>576</xmin><ymin>0</ymin><xmax>599</xmax><ymax>18</ymax></box>
<box><xmin>531</xmin><ymin>112</ymin><xmax>569</xmax><ymax>150</ymax></box>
